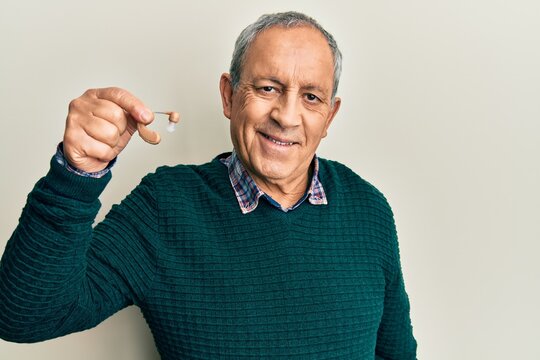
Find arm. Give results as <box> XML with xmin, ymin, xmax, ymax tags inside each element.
<box><xmin>375</xmin><ymin>201</ymin><xmax>417</xmax><ymax>359</ymax></box>
<box><xmin>0</xmin><ymin>156</ymin><xmax>158</xmax><ymax>342</ymax></box>
<box><xmin>375</xmin><ymin>263</ymin><xmax>417</xmax><ymax>359</ymax></box>
<box><xmin>0</xmin><ymin>87</ymin><xmax>161</xmax><ymax>343</ymax></box>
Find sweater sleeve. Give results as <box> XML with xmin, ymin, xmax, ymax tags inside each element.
<box><xmin>0</xmin><ymin>156</ymin><xmax>159</xmax><ymax>343</ymax></box>
<box><xmin>374</xmin><ymin>196</ymin><xmax>417</xmax><ymax>360</ymax></box>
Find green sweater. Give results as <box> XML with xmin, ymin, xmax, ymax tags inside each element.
<box><xmin>0</xmin><ymin>153</ymin><xmax>417</xmax><ymax>359</ymax></box>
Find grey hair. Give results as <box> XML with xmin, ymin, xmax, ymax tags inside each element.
<box><xmin>229</xmin><ymin>11</ymin><xmax>342</xmax><ymax>100</ymax></box>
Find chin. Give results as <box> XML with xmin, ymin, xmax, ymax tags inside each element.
<box><xmin>255</xmin><ymin>161</ymin><xmax>295</xmax><ymax>181</ymax></box>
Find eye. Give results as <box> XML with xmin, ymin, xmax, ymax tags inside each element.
<box><xmin>261</xmin><ymin>86</ymin><xmax>275</xmax><ymax>93</ymax></box>
<box><xmin>305</xmin><ymin>93</ymin><xmax>320</xmax><ymax>103</ymax></box>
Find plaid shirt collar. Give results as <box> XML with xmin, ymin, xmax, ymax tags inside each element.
<box><xmin>220</xmin><ymin>150</ymin><xmax>328</xmax><ymax>214</ymax></box>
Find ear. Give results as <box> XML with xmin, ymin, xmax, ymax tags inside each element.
<box><xmin>322</xmin><ymin>97</ymin><xmax>341</xmax><ymax>138</ymax></box>
<box><xmin>219</xmin><ymin>73</ymin><xmax>233</xmax><ymax>119</ymax></box>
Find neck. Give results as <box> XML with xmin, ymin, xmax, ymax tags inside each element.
<box><xmin>250</xmin><ymin>166</ymin><xmax>313</xmax><ymax>209</ymax></box>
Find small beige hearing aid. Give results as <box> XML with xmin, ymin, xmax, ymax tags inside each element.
<box><xmin>137</xmin><ymin>111</ymin><xmax>180</xmax><ymax>145</ymax></box>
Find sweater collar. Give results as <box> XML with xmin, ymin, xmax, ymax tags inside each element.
<box><xmin>220</xmin><ymin>150</ymin><xmax>327</xmax><ymax>214</ymax></box>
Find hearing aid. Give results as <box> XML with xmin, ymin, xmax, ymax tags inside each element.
<box><xmin>137</xmin><ymin>111</ymin><xmax>180</xmax><ymax>145</ymax></box>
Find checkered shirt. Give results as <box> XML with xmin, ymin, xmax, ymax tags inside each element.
<box><xmin>220</xmin><ymin>150</ymin><xmax>328</xmax><ymax>214</ymax></box>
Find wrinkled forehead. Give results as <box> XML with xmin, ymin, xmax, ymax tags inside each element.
<box><xmin>243</xmin><ymin>26</ymin><xmax>335</xmax><ymax>89</ymax></box>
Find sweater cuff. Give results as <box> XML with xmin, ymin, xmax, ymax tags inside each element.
<box><xmin>43</xmin><ymin>154</ymin><xmax>112</xmax><ymax>202</ymax></box>
<box><xmin>55</xmin><ymin>142</ymin><xmax>116</xmax><ymax>178</ymax></box>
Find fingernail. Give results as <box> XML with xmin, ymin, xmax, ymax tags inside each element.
<box><xmin>140</xmin><ymin>110</ymin><xmax>152</xmax><ymax>123</ymax></box>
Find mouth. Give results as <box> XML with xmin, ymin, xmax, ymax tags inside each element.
<box><xmin>259</xmin><ymin>132</ymin><xmax>297</xmax><ymax>146</ymax></box>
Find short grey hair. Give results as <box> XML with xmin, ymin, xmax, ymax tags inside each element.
<box><xmin>229</xmin><ymin>11</ymin><xmax>342</xmax><ymax>99</ymax></box>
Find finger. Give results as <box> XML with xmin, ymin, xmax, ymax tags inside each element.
<box><xmin>91</xmin><ymin>87</ymin><xmax>154</xmax><ymax>125</ymax></box>
<box><xmin>83</xmin><ymin>105</ymin><xmax>133</xmax><ymax>139</ymax></box>
<box><xmin>81</xmin><ymin>137</ymin><xmax>118</xmax><ymax>163</ymax></box>
<box><xmin>82</xmin><ymin>116</ymin><xmax>123</xmax><ymax>148</ymax></box>
<box><xmin>63</xmin><ymin>128</ymin><xmax>118</xmax><ymax>169</ymax></box>
<box><xmin>124</xmin><ymin>112</ymin><xmax>138</xmax><ymax>136</ymax></box>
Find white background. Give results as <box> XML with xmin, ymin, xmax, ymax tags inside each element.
<box><xmin>1</xmin><ymin>0</ymin><xmax>539</xmax><ymax>359</ymax></box>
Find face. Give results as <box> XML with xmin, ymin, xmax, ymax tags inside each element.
<box><xmin>220</xmin><ymin>26</ymin><xmax>341</xmax><ymax>189</ymax></box>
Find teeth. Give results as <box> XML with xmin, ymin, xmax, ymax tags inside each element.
<box><xmin>263</xmin><ymin>134</ymin><xmax>294</xmax><ymax>146</ymax></box>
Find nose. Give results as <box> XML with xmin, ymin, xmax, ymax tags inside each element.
<box><xmin>270</xmin><ymin>92</ymin><xmax>301</xmax><ymax>129</ymax></box>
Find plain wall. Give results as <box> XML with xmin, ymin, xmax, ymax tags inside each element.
<box><xmin>1</xmin><ymin>0</ymin><xmax>539</xmax><ymax>359</ymax></box>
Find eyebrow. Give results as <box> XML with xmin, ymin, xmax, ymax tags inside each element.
<box><xmin>253</xmin><ymin>77</ymin><xmax>329</xmax><ymax>97</ymax></box>
<box><xmin>253</xmin><ymin>77</ymin><xmax>286</xmax><ymax>88</ymax></box>
<box><xmin>303</xmin><ymin>84</ymin><xmax>329</xmax><ymax>97</ymax></box>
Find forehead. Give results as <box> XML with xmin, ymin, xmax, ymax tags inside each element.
<box><xmin>242</xmin><ymin>26</ymin><xmax>334</xmax><ymax>89</ymax></box>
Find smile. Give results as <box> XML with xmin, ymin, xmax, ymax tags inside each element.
<box><xmin>260</xmin><ymin>133</ymin><xmax>296</xmax><ymax>146</ymax></box>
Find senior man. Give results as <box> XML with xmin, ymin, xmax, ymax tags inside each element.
<box><xmin>0</xmin><ymin>11</ymin><xmax>417</xmax><ymax>359</ymax></box>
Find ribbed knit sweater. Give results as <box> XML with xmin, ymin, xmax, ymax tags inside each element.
<box><xmin>0</xmin><ymin>153</ymin><xmax>417</xmax><ymax>359</ymax></box>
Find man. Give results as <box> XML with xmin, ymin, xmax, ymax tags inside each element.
<box><xmin>0</xmin><ymin>11</ymin><xmax>417</xmax><ymax>359</ymax></box>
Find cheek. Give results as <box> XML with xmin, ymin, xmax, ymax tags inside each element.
<box><xmin>232</xmin><ymin>94</ymin><xmax>271</xmax><ymax>129</ymax></box>
<box><xmin>304</xmin><ymin>113</ymin><xmax>331</xmax><ymax>143</ymax></box>
<box><xmin>233</xmin><ymin>90</ymin><xmax>263</xmax><ymax>115</ymax></box>
<box><xmin>230</xmin><ymin>93</ymin><xmax>270</xmax><ymax>148</ymax></box>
